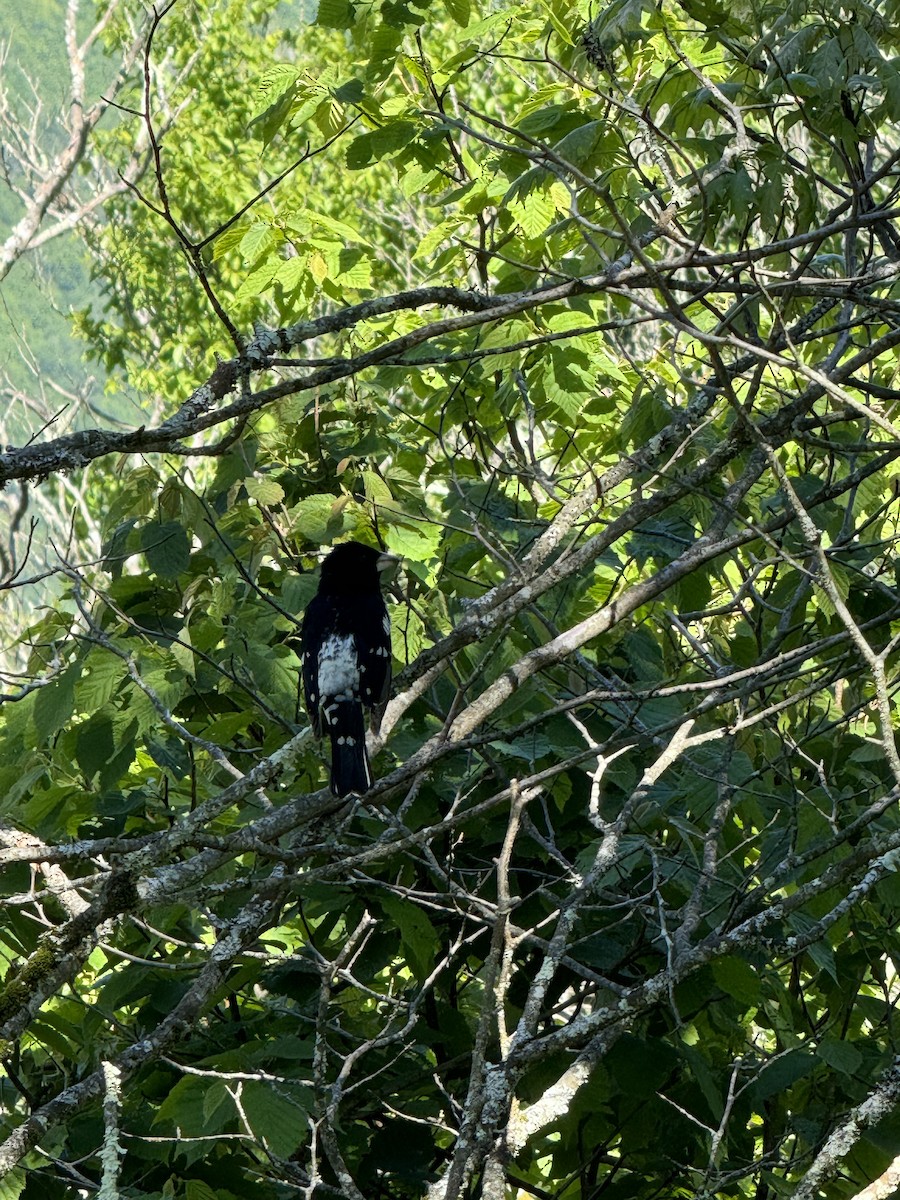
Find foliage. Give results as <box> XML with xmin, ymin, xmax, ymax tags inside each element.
<box><xmin>2</xmin><ymin>0</ymin><xmax>900</xmax><ymax>1197</ymax></box>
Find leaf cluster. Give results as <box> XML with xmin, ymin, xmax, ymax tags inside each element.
<box><xmin>4</xmin><ymin>0</ymin><xmax>900</xmax><ymax>1197</ymax></box>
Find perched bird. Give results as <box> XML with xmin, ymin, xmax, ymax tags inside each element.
<box><xmin>300</xmin><ymin>541</ymin><xmax>396</xmax><ymax>797</ymax></box>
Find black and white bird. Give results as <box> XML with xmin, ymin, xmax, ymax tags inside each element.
<box><xmin>300</xmin><ymin>541</ymin><xmax>396</xmax><ymax>797</ymax></box>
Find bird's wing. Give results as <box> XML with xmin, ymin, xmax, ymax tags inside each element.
<box><xmin>357</xmin><ymin>597</ymin><xmax>392</xmax><ymax>725</ymax></box>
<box><xmin>300</xmin><ymin>594</ymin><xmax>329</xmax><ymax>738</ymax></box>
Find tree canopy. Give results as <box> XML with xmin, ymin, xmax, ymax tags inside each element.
<box><xmin>3</xmin><ymin>0</ymin><xmax>900</xmax><ymax>1197</ymax></box>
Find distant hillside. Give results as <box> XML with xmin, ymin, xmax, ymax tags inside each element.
<box><xmin>0</xmin><ymin>0</ymin><xmax>107</xmax><ymax>433</ymax></box>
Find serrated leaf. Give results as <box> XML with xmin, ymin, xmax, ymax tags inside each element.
<box><xmin>363</xmin><ymin>470</ymin><xmax>392</xmax><ymax>505</ymax></box>
<box><xmin>246</xmin><ymin>477</ymin><xmax>286</xmax><ymax>505</ymax></box>
<box><xmin>33</xmin><ymin>663</ymin><xmax>79</xmax><ymax>744</ymax></box>
<box><xmin>510</xmin><ymin>188</ymin><xmax>555</xmax><ymax>239</ymax></box>
<box><xmin>242</xmin><ymin>1081</ymin><xmax>308</xmax><ymax>1158</ymax></box>
<box><xmin>156</xmin><ymin>1076</ymin><xmax>229</xmax><ymax>1135</ymax></box>
<box><xmin>240</xmin><ymin>222</ymin><xmax>277</xmax><ymax>263</ymax></box>
<box><xmin>291</xmin><ymin>494</ymin><xmax>345</xmax><ymax>543</ymax></box>
<box><xmin>76</xmin><ymin>710</ymin><xmax>139</xmax><ymax>787</ymax></box>
<box><xmin>76</xmin><ymin>653</ymin><xmax>127</xmax><ymax>712</ymax></box>
<box><xmin>0</xmin><ymin>1169</ymin><xmax>26</xmax><ymax>1200</ymax></box>
<box><xmin>140</xmin><ymin>520</ymin><xmax>191</xmax><ymax>578</ymax></box>
<box><xmin>0</xmin><ymin>761</ymin><xmax>47</xmax><ymax>811</ymax></box>
<box><xmin>249</xmin><ymin>64</ymin><xmax>303</xmax><ymax>145</ymax></box>
<box><xmin>282</xmin><ymin>572</ymin><xmax>319</xmax><ymax>616</ymax></box>
<box><xmin>307</xmin><ymin>210</ymin><xmax>365</xmax><ymax>243</ymax></box>
<box><xmin>252</xmin><ymin>63</ymin><xmax>303</xmax><ymax>108</ymax></box>
<box><xmin>212</xmin><ymin>224</ymin><xmax>250</xmax><ymax>261</ymax></box>
<box><xmin>519</xmin><ymin>84</ymin><xmax>567</xmax><ymax>120</ymax></box>
<box><xmin>201</xmin><ymin>1081</ymin><xmax>231</xmax><ymax>1126</ymax></box>
<box><xmin>413</xmin><ymin>218</ymin><xmax>459</xmax><ymax>260</ymax></box>
<box><xmin>753</xmin><ymin>1049</ymin><xmax>817</xmax><ymax>1100</ymax></box>
<box><xmin>385</xmin><ymin>521</ymin><xmax>441</xmax><ymax>563</ymax></box>
<box><xmin>275</xmin><ymin>256</ymin><xmax>307</xmax><ymax>291</ymax></box>
<box><xmin>817</xmin><ymin>1039</ymin><xmax>862</xmax><ymax>1075</ymax></box>
<box><xmin>549</xmin><ymin>179</ymin><xmax>571</xmax><ymax>211</ymax></box>
<box><xmin>346</xmin><ymin>131</ymin><xmax>374</xmax><ymax>169</ymax></box>
<box><xmin>146</xmin><ymin>735</ymin><xmax>192</xmax><ymax>779</ymax></box>
<box><xmin>541</xmin><ymin>346</ymin><xmax>594</xmax><ymax>418</ymax></box>
<box><xmin>336</xmin><ymin>248</ymin><xmax>372</xmax><ymax>288</ymax></box>
<box><xmin>546</xmin><ymin>308</ymin><xmax>595</xmax><ymax>333</ymax></box>
<box><xmin>588</xmin><ymin>0</ymin><xmax>652</xmax><ymax>49</ymax></box>
<box><xmin>541</xmin><ymin>0</ymin><xmax>574</xmax><ymax>44</ymax></box>
<box><xmin>367</xmin><ymin>25</ymin><xmax>404</xmax><ymax>82</ymax></box>
<box><xmin>234</xmin><ymin>261</ymin><xmax>277</xmax><ymax>302</ymax></box>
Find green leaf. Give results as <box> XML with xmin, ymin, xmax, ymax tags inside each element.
<box><xmin>0</xmin><ymin>760</ymin><xmax>47</xmax><ymax>812</ymax></box>
<box><xmin>291</xmin><ymin>494</ymin><xmax>346</xmax><ymax>543</ymax></box>
<box><xmin>156</xmin><ymin>1076</ymin><xmax>230</xmax><ymax>1136</ymax></box>
<box><xmin>541</xmin><ymin>0</ymin><xmax>574</xmax><ymax>45</ymax></box>
<box><xmin>309</xmin><ymin>250</ymin><xmax>329</xmax><ymax>283</ymax></box>
<box><xmin>76</xmin><ymin>652</ymin><xmax>127</xmax><ymax>712</ymax></box>
<box><xmin>391</xmin><ymin>605</ymin><xmax>424</xmax><ymax>665</ymax></box>
<box><xmin>212</xmin><ymin>223</ymin><xmax>249</xmax><ymax>261</ymax></box>
<box><xmin>413</xmin><ymin>218</ymin><xmax>461</xmax><ymax>261</ymax></box>
<box><xmin>242</xmin><ymin>1081</ymin><xmax>308</xmax><ymax>1158</ymax></box>
<box><xmin>381</xmin><ymin>894</ymin><xmax>439</xmax><ymax>981</ymax></box>
<box><xmin>509</xmin><ymin>187</ymin><xmax>555</xmax><ymax>239</ymax></box>
<box><xmin>76</xmin><ymin>713</ymin><xmax>139</xmax><ymax>790</ymax></box>
<box><xmin>234</xmin><ymin>261</ymin><xmax>277</xmax><ymax>301</ymax></box>
<box><xmin>75</xmin><ymin>714</ymin><xmax>114</xmax><ymax>781</ymax></box>
<box><xmin>367</xmin><ymin>26</ymin><xmax>404</xmax><ymax>82</ymax></box>
<box><xmin>240</xmin><ymin>222</ymin><xmax>278</xmax><ymax>263</ymax></box>
<box><xmin>384</xmin><ymin>521</ymin><xmax>441</xmax><ymax>564</ymax></box>
<box><xmin>186</xmin><ymin>1181</ymin><xmax>221</xmax><ymax>1200</ymax></box>
<box><xmin>307</xmin><ymin>210</ymin><xmax>366</xmax><ymax>243</ymax></box>
<box><xmin>249</xmin><ymin>63</ymin><xmax>303</xmax><ymax>145</ymax></box>
<box><xmin>282</xmin><ymin>572</ymin><xmax>319</xmax><ymax>616</ymax></box>
<box><xmin>0</xmin><ymin>1169</ymin><xmax>26</xmax><ymax>1200</ymax></box>
<box><xmin>541</xmin><ymin>346</ymin><xmax>594</xmax><ymax>418</ymax></box>
<box><xmin>363</xmin><ymin>470</ymin><xmax>392</xmax><ymax>505</ymax></box>
<box><xmin>316</xmin><ymin>0</ymin><xmax>354</xmax><ymax>28</ymax></box>
<box><xmin>140</xmin><ymin>520</ymin><xmax>191</xmax><ymax>578</ymax></box>
<box><xmin>817</xmin><ymin>1039</ymin><xmax>863</xmax><ymax>1075</ymax></box>
<box><xmin>712</xmin><ymin>956</ymin><xmax>761</xmax><ymax>1004</ymax></box>
<box><xmin>274</xmin><ymin>255</ymin><xmax>307</xmax><ymax>292</ymax></box>
<box><xmin>586</xmin><ymin>0</ymin><xmax>655</xmax><ymax>50</ymax></box>
<box><xmin>202</xmin><ymin>1082</ymin><xmax>231</xmax><ymax>1125</ymax></box>
<box><xmin>753</xmin><ymin>1049</ymin><xmax>817</xmax><ymax>1100</ymax></box>
<box><xmin>443</xmin><ymin>0</ymin><xmax>471</xmax><ymax>25</ymax></box>
<box><xmin>146</xmin><ymin>735</ymin><xmax>192</xmax><ymax>779</ymax></box>
<box><xmin>335</xmin><ymin>248</ymin><xmax>372</xmax><ymax>288</ymax></box>
<box><xmin>246</xmin><ymin>476</ymin><xmax>286</xmax><ymax>505</ymax></box>
<box><xmin>33</xmin><ymin>663</ymin><xmax>79</xmax><ymax>744</ymax></box>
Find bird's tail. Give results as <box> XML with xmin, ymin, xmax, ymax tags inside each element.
<box><xmin>326</xmin><ymin>699</ymin><xmax>372</xmax><ymax>798</ymax></box>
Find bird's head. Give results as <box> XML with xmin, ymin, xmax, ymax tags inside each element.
<box><xmin>318</xmin><ymin>540</ymin><xmax>399</xmax><ymax>594</ymax></box>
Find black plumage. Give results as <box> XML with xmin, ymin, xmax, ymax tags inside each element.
<box><xmin>300</xmin><ymin>541</ymin><xmax>395</xmax><ymax>797</ymax></box>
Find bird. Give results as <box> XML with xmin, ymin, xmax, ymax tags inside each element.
<box><xmin>300</xmin><ymin>540</ymin><xmax>396</xmax><ymax>797</ymax></box>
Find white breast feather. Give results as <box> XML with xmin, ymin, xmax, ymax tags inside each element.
<box><xmin>317</xmin><ymin>633</ymin><xmax>358</xmax><ymax>698</ymax></box>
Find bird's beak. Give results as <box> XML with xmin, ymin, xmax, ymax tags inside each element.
<box><xmin>377</xmin><ymin>552</ymin><xmax>400</xmax><ymax>574</ymax></box>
